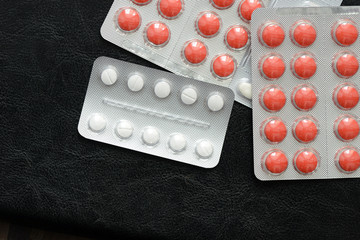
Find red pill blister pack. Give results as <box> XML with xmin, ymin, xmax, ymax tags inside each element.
<box><xmin>101</xmin><ymin>0</ymin><xmax>275</xmax><ymax>87</ymax></box>
<box><xmin>251</xmin><ymin>7</ymin><xmax>360</xmax><ymax>180</ymax></box>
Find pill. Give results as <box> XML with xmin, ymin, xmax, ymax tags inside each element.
<box><xmin>291</xmin><ymin>54</ymin><xmax>317</xmax><ymax>79</ymax></box>
<box><xmin>132</xmin><ymin>0</ymin><xmax>152</xmax><ymax>5</ymax></box>
<box><xmin>101</xmin><ymin>68</ymin><xmax>118</xmax><ymax>86</ymax></box>
<box><xmin>239</xmin><ymin>0</ymin><xmax>263</xmax><ymax>22</ymax></box>
<box><xmin>183</xmin><ymin>40</ymin><xmax>207</xmax><ymax>65</ymax></box>
<box><xmin>335</xmin><ymin>116</ymin><xmax>359</xmax><ymax>141</ymax></box>
<box><xmin>261</xmin><ymin>86</ymin><xmax>286</xmax><ymax>112</ymax></box>
<box><xmin>291</xmin><ymin>20</ymin><xmax>317</xmax><ymax>47</ymax></box>
<box><xmin>181</xmin><ymin>87</ymin><xmax>198</xmax><ymax>105</ymax></box>
<box><xmin>146</xmin><ymin>21</ymin><xmax>170</xmax><ymax>46</ymax></box>
<box><xmin>207</xmin><ymin>94</ymin><xmax>225</xmax><ymax>112</ymax></box>
<box><xmin>238</xmin><ymin>82</ymin><xmax>252</xmax><ymax>99</ymax></box>
<box><xmin>332</xmin><ymin>20</ymin><xmax>358</xmax><ymax>46</ymax></box>
<box><xmin>333</xmin><ymin>52</ymin><xmax>359</xmax><ymax>78</ymax></box>
<box><xmin>128</xmin><ymin>74</ymin><xmax>144</xmax><ymax>92</ymax></box>
<box><xmin>294</xmin><ymin>149</ymin><xmax>319</xmax><ymax>174</ymax></box>
<box><xmin>263</xmin><ymin>150</ymin><xmax>288</xmax><ymax>174</ymax></box>
<box><xmin>154</xmin><ymin>81</ymin><xmax>171</xmax><ymax>98</ymax></box>
<box><xmin>195</xmin><ymin>140</ymin><xmax>214</xmax><ymax>159</ymax></box>
<box><xmin>337</xmin><ymin>147</ymin><xmax>360</xmax><ymax>173</ymax></box>
<box><xmin>226</xmin><ymin>25</ymin><xmax>249</xmax><ymax>50</ymax></box>
<box><xmin>293</xmin><ymin>118</ymin><xmax>318</xmax><ymax>143</ymax></box>
<box><xmin>262</xmin><ymin>118</ymin><xmax>287</xmax><ymax>143</ymax></box>
<box><xmin>260</xmin><ymin>54</ymin><xmax>285</xmax><ymax>80</ymax></box>
<box><xmin>116</xmin><ymin>120</ymin><xmax>134</xmax><ymax>139</ymax></box>
<box><xmin>211</xmin><ymin>54</ymin><xmax>235</xmax><ymax>78</ymax></box>
<box><xmin>88</xmin><ymin>114</ymin><xmax>107</xmax><ymax>132</ymax></box>
<box><xmin>142</xmin><ymin>127</ymin><xmax>160</xmax><ymax>146</ymax></box>
<box><xmin>211</xmin><ymin>0</ymin><xmax>235</xmax><ymax>9</ymax></box>
<box><xmin>334</xmin><ymin>84</ymin><xmax>359</xmax><ymax>110</ymax></box>
<box><xmin>158</xmin><ymin>0</ymin><xmax>183</xmax><ymax>19</ymax></box>
<box><xmin>196</xmin><ymin>12</ymin><xmax>221</xmax><ymax>38</ymax></box>
<box><xmin>117</xmin><ymin>8</ymin><xmax>141</xmax><ymax>32</ymax></box>
<box><xmin>292</xmin><ymin>85</ymin><xmax>317</xmax><ymax>111</ymax></box>
<box><xmin>168</xmin><ymin>133</ymin><xmax>187</xmax><ymax>152</ymax></box>
<box><xmin>260</xmin><ymin>22</ymin><xmax>285</xmax><ymax>48</ymax></box>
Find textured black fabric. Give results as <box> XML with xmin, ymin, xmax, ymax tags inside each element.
<box><xmin>1</xmin><ymin>0</ymin><xmax>360</xmax><ymax>239</ymax></box>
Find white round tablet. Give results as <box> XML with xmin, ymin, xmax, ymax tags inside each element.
<box><xmin>195</xmin><ymin>139</ymin><xmax>214</xmax><ymax>159</ymax></box>
<box><xmin>238</xmin><ymin>82</ymin><xmax>252</xmax><ymax>99</ymax></box>
<box><xmin>88</xmin><ymin>114</ymin><xmax>107</xmax><ymax>132</ymax></box>
<box><xmin>115</xmin><ymin>120</ymin><xmax>133</xmax><ymax>139</ymax></box>
<box><xmin>142</xmin><ymin>127</ymin><xmax>160</xmax><ymax>146</ymax></box>
<box><xmin>181</xmin><ymin>87</ymin><xmax>198</xmax><ymax>105</ymax></box>
<box><xmin>154</xmin><ymin>81</ymin><xmax>171</xmax><ymax>98</ymax></box>
<box><xmin>101</xmin><ymin>68</ymin><xmax>118</xmax><ymax>85</ymax></box>
<box><xmin>207</xmin><ymin>93</ymin><xmax>224</xmax><ymax>112</ymax></box>
<box><xmin>168</xmin><ymin>133</ymin><xmax>187</xmax><ymax>152</ymax></box>
<box><xmin>128</xmin><ymin>74</ymin><xmax>144</xmax><ymax>92</ymax></box>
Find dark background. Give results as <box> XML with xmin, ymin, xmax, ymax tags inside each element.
<box><xmin>1</xmin><ymin>0</ymin><xmax>359</xmax><ymax>239</ymax></box>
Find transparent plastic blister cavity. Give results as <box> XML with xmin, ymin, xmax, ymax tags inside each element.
<box><xmin>230</xmin><ymin>0</ymin><xmax>343</xmax><ymax>107</ymax></box>
<box><xmin>78</xmin><ymin>57</ymin><xmax>234</xmax><ymax>168</ymax></box>
<box><xmin>252</xmin><ymin>6</ymin><xmax>360</xmax><ymax>181</ymax></box>
<box><xmin>101</xmin><ymin>0</ymin><xmax>277</xmax><ymax>88</ymax></box>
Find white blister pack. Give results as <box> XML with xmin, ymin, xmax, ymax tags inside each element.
<box><xmin>78</xmin><ymin>57</ymin><xmax>234</xmax><ymax>168</ymax></box>
<box><xmin>101</xmin><ymin>0</ymin><xmax>277</xmax><ymax>88</ymax></box>
<box><xmin>252</xmin><ymin>7</ymin><xmax>360</xmax><ymax>181</ymax></box>
<box><xmin>230</xmin><ymin>0</ymin><xmax>343</xmax><ymax>107</ymax></box>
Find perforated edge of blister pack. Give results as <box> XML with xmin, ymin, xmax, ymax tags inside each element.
<box><xmin>78</xmin><ymin>56</ymin><xmax>235</xmax><ymax>168</ymax></box>
<box><xmin>252</xmin><ymin>6</ymin><xmax>360</xmax><ymax>181</ymax></box>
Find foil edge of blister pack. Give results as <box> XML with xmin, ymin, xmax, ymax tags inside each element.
<box><xmin>78</xmin><ymin>56</ymin><xmax>235</xmax><ymax>168</ymax></box>
<box><xmin>251</xmin><ymin>6</ymin><xmax>360</xmax><ymax>181</ymax></box>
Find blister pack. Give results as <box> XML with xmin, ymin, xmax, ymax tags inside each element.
<box><xmin>78</xmin><ymin>57</ymin><xmax>234</xmax><ymax>168</ymax></box>
<box><xmin>230</xmin><ymin>0</ymin><xmax>343</xmax><ymax>107</ymax></box>
<box><xmin>252</xmin><ymin>7</ymin><xmax>360</xmax><ymax>180</ymax></box>
<box><xmin>100</xmin><ymin>0</ymin><xmax>279</xmax><ymax>88</ymax></box>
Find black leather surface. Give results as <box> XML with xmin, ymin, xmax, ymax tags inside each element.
<box><xmin>1</xmin><ymin>0</ymin><xmax>360</xmax><ymax>239</ymax></box>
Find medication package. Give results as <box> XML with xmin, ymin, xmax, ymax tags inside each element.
<box><xmin>230</xmin><ymin>0</ymin><xmax>343</xmax><ymax>107</ymax></box>
<box><xmin>251</xmin><ymin>7</ymin><xmax>360</xmax><ymax>180</ymax></box>
<box><xmin>78</xmin><ymin>57</ymin><xmax>234</xmax><ymax>168</ymax></box>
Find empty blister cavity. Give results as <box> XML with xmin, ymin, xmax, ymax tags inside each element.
<box><xmin>116</xmin><ymin>120</ymin><xmax>134</xmax><ymax>139</ymax></box>
<box><xmin>88</xmin><ymin>114</ymin><xmax>107</xmax><ymax>133</ymax></box>
<box><xmin>333</xmin><ymin>83</ymin><xmax>359</xmax><ymax>110</ymax></box>
<box><xmin>259</xmin><ymin>85</ymin><xmax>286</xmax><ymax>112</ymax></box>
<box><xmin>332</xmin><ymin>19</ymin><xmax>358</xmax><ymax>47</ymax></box>
<box><xmin>238</xmin><ymin>0</ymin><xmax>263</xmax><ymax>23</ymax></box>
<box><xmin>181</xmin><ymin>86</ymin><xmax>198</xmax><ymax>105</ymax></box>
<box><xmin>332</xmin><ymin>51</ymin><xmax>359</xmax><ymax>78</ymax></box>
<box><xmin>260</xmin><ymin>117</ymin><xmax>287</xmax><ymax>144</ymax></box>
<box><xmin>195</xmin><ymin>139</ymin><xmax>214</xmax><ymax>159</ymax></box>
<box><xmin>334</xmin><ymin>115</ymin><xmax>360</xmax><ymax>142</ymax></box>
<box><xmin>293</xmin><ymin>148</ymin><xmax>320</xmax><ymax>175</ymax></box>
<box><xmin>291</xmin><ymin>84</ymin><xmax>318</xmax><ymax>111</ymax></box>
<box><xmin>258</xmin><ymin>21</ymin><xmax>285</xmax><ymax>48</ymax></box>
<box><xmin>262</xmin><ymin>149</ymin><xmax>288</xmax><ymax>175</ymax></box>
<box><xmin>101</xmin><ymin>67</ymin><xmax>118</xmax><ymax>85</ymax></box>
<box><xmin>259</xmin><ymin>53</ymin><xmax>285</xmax><ymax>80</ymax></box>
<box><xmin>157</xmin><ymin>0</ymin><xmax>184</xmax><ymax>20</ymax></box>
<box><xmin>195</xmin><ymin>11</ymin><xmax>221</xmax><ymax>38</ymax></box>
<box><xmin>154</xmin><ymin>80</ymin><xmax>171</xmax><ymax>98</ymax></box>
<box><xmin>291</xmin><ymin>52</ymin><xmax>317</xmax><ymax>80</ymax></box>
<box><xmin>292</xmin><ymin>116</ymin><xmax>319</xmax><ymax>143</ymax></box>
<box><xmin>168</xmin><ymin>133</ymin><xmax>187</xmax><ymax>152</ymax></box>
<box><xmin>115</xmin><ymin>7</ymin><xmax>142</xmax><ymax>33</ymax></box>
<box><xmin>335</xmin><ymin>146</ymin><xmax>360</xmax><ymax>173</ymax></box>
<box><xmin>144</xmin><ymin>21</ymin><xmax>171</xmax><ymax>47</ymax></box>
<box><xmin>290</xmin><ymin>20</ymin><xmax>317</xmax><ymax>48</ymax></box>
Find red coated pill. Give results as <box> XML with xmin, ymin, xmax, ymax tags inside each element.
<box><xmin>292</xmin><ymin>54</ymin><xmax>317</xmax><ymax>79</ymax></box>
<box><xmin>183</xmin><ymin>40</ymin><xmax>207</xmax><ymax>64</ymax></box>
<box><xmin>211</xmin><ymin>55</ymin><xmax>235</xmax><ymax>78</ymax></box>
<box><xmin>335</xmin><ymin>116</ymin><xmax>359</xmax><ymax>141</ymax></box>
<box><xmin>261</xmin><ymin>86</ymin><xmax>286</xmax><ymax>112</ymax></box>
<box><xmin>146</xmin><ymin>22</ymin><xmax>170</xmax><ymax>46</ymax></box>
<box><xmin>262</xmin><ymin>118</ymin><xmax>287</xmax><ymax>143</ymax></box>
<box><xmin>293</xmin><ymin>118</ymin><xmax>318</xmax><ymax>143</ymax></box>
<box><xmin>117</xmin><ymin>8</ymin><xmax>141</xmax><ymax>32</ymax></box>
<box><xmin>337</xmin><ymin>148</ymin><xmax>360</xmax><ymax>172</ymax></box>
<box><xmin>334</xmin><ymin>84</ymin><xmax>359</xmax><ymax>110</ymax></box>
<box><xmin>292</xmin><ymin>85</ymin><xmax>318</xmax><ymax>111</ymax></box>
<box><xmin>226</xmin><ymin>25</ymin><xmax>249</xmax><ymax>50</ymax></box>
<box><xmin>132</xmin><ymin>0</ymin><xmax>152</xmax><ymax>5</ymax></box>
<box><xmin>294</xmin><ymin>149</ymin><xmax>319</xmax><ymax>174</ymax></box>
<box><xmin>196</xmin><ymin>12</ymin><xmax>221</xmax><ymax>38</ymax></box>
<box><xmin>332</xmin><ymin>20</ymin><xmax>358</xmax><ymax>46</ymax></box>
<box><xmin>158</xmin><ymin>0</ymin><xmax>183</xmax><ymax>19</ymax></box>
<box><xmin>291</xmin><ymin>20</ymin><xmax>317</xmax><ymax>47</ymax></box>
<box><xmin>333</xmin><ymin>52</ymin><xmax>359</xmax><ymax>78</ymax></box>
<box><xmin>211</xmin><ymin>0</ymin><xmax>235</xmax><ymax>9</ymax></box>
<box><xmin>260</xmin><ymin>54</ymin><xmax>285</xmax><ymax>80</ymax></box>
<box><xmin>260</xmin><ymin>23</ymin><xmax>285</xmax><ymax>48</ymax></box>
<box><xmin>263</xmin><ymin>151</ymin><xmax>288</xmax><ymax>174</ymax></box>
<box><xmin>239</xmin><ymin>0</ymin><xmax>263</xmax><ymax>22</ymax></box>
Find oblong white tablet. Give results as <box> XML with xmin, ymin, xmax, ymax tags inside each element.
<box><xmin>238</xmin><ymin>82</ymin><xmax>252</xmax><ymax>99</ymax></box>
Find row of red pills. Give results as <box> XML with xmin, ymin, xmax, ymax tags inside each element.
<box><xmin>116</xmin><ymin>0</ymin><xmax>264</xmax><ymax>79</ymax></box>
<box><xmin>258</xmin><ymin>19</ymin><xmax>360</xmax><ymax>175</ymax></box>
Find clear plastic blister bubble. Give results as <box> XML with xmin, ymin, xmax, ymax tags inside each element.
<box><xmin>78</xmin><ymin>57</ymin><xmax>234</xmax><ymax>168</ymax></box>
<box><xmin>251</xmin><ymin>6</ymin><xmax>360</xmax><ymax>181</ymax></box>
